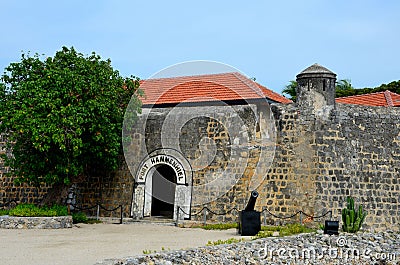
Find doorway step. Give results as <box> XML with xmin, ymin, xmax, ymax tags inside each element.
<box><xmin>127</xmin><ymin>216</ymin><xmax>176</xmax><ymax>226</ymax></box>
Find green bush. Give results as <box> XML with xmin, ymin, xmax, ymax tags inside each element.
<box><xmin>72</xmin><ymin>212</ymin><xmax>88</xmax><ymax>224</ymax></box>
<box><xmin>8</xmin><ymin>204</ymin><xmax>68</xmax><ymax>217</ymax></box>
<box><xmin>48</xmin><ymin>204</ymin><xmax>68</xmax><ymax>216</ymax></box>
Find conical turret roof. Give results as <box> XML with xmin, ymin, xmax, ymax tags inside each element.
<box><xmin>296</xmin><ymin>63</ymin><xmax>336</xmax><ymax>78</ymax></box>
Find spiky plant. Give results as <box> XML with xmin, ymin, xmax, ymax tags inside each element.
<box><xmin>342</xmin><ymin>197</ymin><xmax>367</xmax><ymax>233</ymax></box>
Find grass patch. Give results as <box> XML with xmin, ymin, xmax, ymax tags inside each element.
<box><xmin>192</xmin><ymin>222</ymin><xmax>313</xmax><ymax>238</ymax></box>
<box><xmin>261</xmin><ymin>225</ymin><xmax>281</xmax><ymax>232</ymax></box>
<box><xmin>253</xmin><ymin>230</ymin><xmax>274</xmax><ymax>238</ymax></box>
<box><xmin>194</xmin><ymin>223</ymin><xmax>238</xmax><ymax>230</ymax></box>
<box><xmin>3</xmin><ymin>204</ymin><xmax>102</xmax><ymax>225</ymax></box>
<box><xmin>0</xmin><ymin>209</ymin><xmax>10</xmax><ymax>215</ymax></box>
<box><xmin>206</xmin><ymin>237</ymin><xmax>244</xmax><ymax>246</ymax></box>
<box><xmin>279</xmin><ymin>223</ymin><xmax>315</xmax><ymax>236</ymax></box>
<box><xmin>253</xmin><ymin>223</ymin><xmax>315</xmax><ymax>239</ymax></box>
<box><xmin>8</xmin><ymin>204</ymin><xmax>68</xmax><ymax>217</ymax></box>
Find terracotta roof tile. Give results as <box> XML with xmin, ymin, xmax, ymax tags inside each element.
<box><xmin>336</xmin><ymin>90</ymin><xmax>400</xmax><ymax>107</ymax></box>
<box><xmin>255</xmin><ymin>83</ymin><xmax>293</xmax><ymax>104</ymax></box>
<box><xmin>139</xmin><ymin>72</ymin><xmax>292</xmax><ymax>106</ymax></box>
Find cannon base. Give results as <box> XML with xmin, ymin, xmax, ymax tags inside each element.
<box><xmin>324</xmin><ymin>220</ymin><xmax>339</xmax><ymax>235</ymax></box>
<box><xmin>238</xmin><ymin>210</ymin><xmax>261</xmax><ymax>236</ymax></box>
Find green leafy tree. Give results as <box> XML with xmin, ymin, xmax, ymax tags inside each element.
<box><xmin>282</xmin><ymin>80</ymin><xmax>297</xmax><ymax>101</ymax></box>
<box><xmin>335</xmin><ymin>79</ymin><xmax>355</xmax><ymax>97</ymax></box>
<box><xmin>283</xmin><ymin>78</ymin><xmax>357</xmax><ymax>99</ymax></box>
<box><xmin>282</xmin><ymin>78</ymin><xmax>400</xmax><ymax>98</ymax></box>
<box><xmin>0</xmin><ymin>47</ymin><xmax>142</xmax><ymax>204</ymax></box>
<box><xmin>335</xmin><ymin>79</ymin><xmax>400</xmax><ymax>97</ymax></box>
<box><xmin>372</xmin><ymin>80</ymin><xmax>400</xmax><ymax>94</ymax></box>
<box><xmin>336</xmin><ymin>79</ymin><xmax>353</xmax><ymax>90</ymax></box>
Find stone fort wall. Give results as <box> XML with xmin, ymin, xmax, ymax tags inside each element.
<box><xmin>1</xmin><ymin>69</ymin><xmax>399</xmax><ymax>232</ymax></box>
<box><xmin>0</xmin><ymin>134</ymin><xmax>49</xmax><ymax>206</ymax></box>
<box><xmin>259</xmin><ymin>102</ymin><xmax>400</xmax><ymax>231</ymax></box>
<box><xmin>1</xmin><ymin>102</ymin><xmax>399</xmax><ymax>231</ymax></box>
<box><xmin>78</xmin><ymin>100</ymin><xmax>399</xmax><ymax>232</ymax></box>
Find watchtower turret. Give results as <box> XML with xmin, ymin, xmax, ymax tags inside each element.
<box><xmin>296</xmin><ymin>63</ymin><xmax>337</xmax><ymax>118</ymax></box>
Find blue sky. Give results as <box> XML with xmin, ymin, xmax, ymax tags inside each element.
<box><xmin>1</xmin><ymin>0</ymin><xmax>399</xmax><ymax>94</ymax></box>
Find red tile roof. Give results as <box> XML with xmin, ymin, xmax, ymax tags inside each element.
<box><xmin>336</xmin><ymin>90</ymin><xmax>400</xmax><ymax>107</ymax></box>
<box><xmin>255</xmin><ymin>82</ymin><xmax>292</xmax><ymax>104</ymax></box>
<box><xmin>139</xmin><ymin>72</ymin><xmax>292</xmax><ymax>106</ymax></box>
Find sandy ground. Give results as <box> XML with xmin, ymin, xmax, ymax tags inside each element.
<box><xmin>0</xmin><ymin>222</ymin><xmax>245</xmax><ymax>265</ymax></box>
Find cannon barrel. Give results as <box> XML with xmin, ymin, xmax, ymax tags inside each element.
<box><xmin>239</xmin><ymin>190</ymin><xmax>261</xmax><ymax>236</ymax></box>
<box><xmin>244</xmin><ymin>190</ymin><xmax>259</xmax><ymax>211</ymax></box>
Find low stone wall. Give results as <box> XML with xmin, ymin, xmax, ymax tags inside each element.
<box><xmin>0</xmin><ymin>215</ymin><xmax>73</xmax><ymax>229</ymax></box>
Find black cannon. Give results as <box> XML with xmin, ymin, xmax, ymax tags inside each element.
<box><xmin>238</xmin><ymin>190</ymin><xmax>261</xmax><ymax>236</ymax></box>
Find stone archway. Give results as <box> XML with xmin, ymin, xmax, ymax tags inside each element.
<box><xmin>131</xmin><ymin>151</ymin><xmax>192</xmax><ymax>220</ymax></box>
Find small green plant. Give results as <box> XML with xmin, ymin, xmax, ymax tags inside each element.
<box><xmin>206</xmin><ymin>237</ymin><xmax>243</xmax><ymax>246</ymax></box>
<box><xmin>71</xmin><ymin>212</ymin><xmax>102</xmax><ymax>224</ymax></box>
<box><xmin>72</xmin><ymin>212</ymin><xmax>88</xmax><ymax>224</ymax></box>
<box><xmin>342</xmin><ymin>196</ymin><xmax>367</xmax><ymax>233</ymax></box>
<box><xmin>318</xmin><ymin>223</ymin><xmax>325</xmax><ymax>230</ymax></box>
<box><xmin>252</xmin><ymin>230</ymin><xmax>273</xmax><ymax>239</ymax></box>
<box><xmin>142</xmin><ymin>247</ymin><xmax>170</xmax><ymax>254</ymax></box>
<box><xmin>142</xmin><ymin>249</ymin><xmax>155</xmax><ymax>254</ymax></box>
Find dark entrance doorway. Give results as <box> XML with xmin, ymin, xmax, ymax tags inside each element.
<box><xmin>151</xmin><ymin>164</ymin><xmax>176</xmax><ymax>218</ymax></box>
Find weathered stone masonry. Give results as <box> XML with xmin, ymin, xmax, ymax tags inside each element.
<box><xmin>1</xmin><ymin>64</ymin><xmax>399</xmax><ymax>232</ymax></box>
<box><xmin>123</xmin><ymin>65</ymin><xmax>399</xmax><ymax>231</ymax></box>
<box><xmin>263</xmin><ymin>102</ymin><xmax>400</xmax><ymax>231</ymax></box>
<box><xmin>0</xmin><ymin>134</ymin><xmax>49</xmax><ymax>206</ymax></box>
